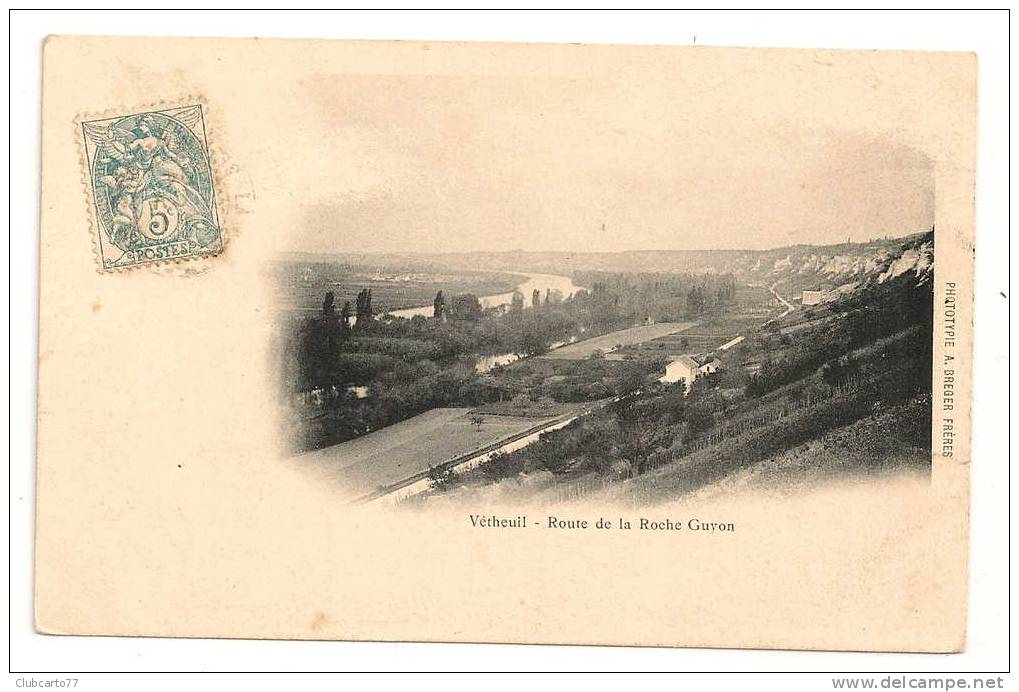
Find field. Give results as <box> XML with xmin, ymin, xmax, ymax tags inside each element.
<box><xmin>539</xmin><ymin>322</ymin><xmax>696</xmax><ymax>360</ymax></box>
<box><xmin>610</xmin><ymin>315</ymin><xmax>773</xmax><ymax>359</ymax></box>
<box><xmin>472</xmin><ymin>398</ymin><xmax>594</xmax><ymax>419</ymax></box>
<box><xmin>271</xmin><ymin>260</ymin><xmax>519</xmax><ymax>316</ymax></box>
<box><xmin>732</xmin><ymin>284</ymin><xmax>777</xmax><ymax>311</ymax></box>
<box><xmin>293</xmin><ymin>407</ymin><xmax>560</xmax><ymax>500</ymax></box>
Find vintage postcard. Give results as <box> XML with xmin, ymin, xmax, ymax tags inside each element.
<box><xmin>36</xmin><ymin>36</ymin><xmax>975</xmax><ymax>651</ymax></box>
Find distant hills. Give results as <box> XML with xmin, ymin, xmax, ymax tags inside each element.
<box><xmin>283</xmin><ymin>230</ymin><xmax>934</xmax><ymax>297</ymax></box>
<box><xmin>729</xmin><ymin>231</ymin><xmax>933</xmax><ymax>294</ymax></box>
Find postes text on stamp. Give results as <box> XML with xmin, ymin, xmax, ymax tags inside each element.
<box><xmin>81</xmin><ymin>104</ymin><xmax>223</xmax><ymax>271</ymax></box>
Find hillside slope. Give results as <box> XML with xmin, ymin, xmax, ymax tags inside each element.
<box><xmin>419</xmin><ymin>231</ymin><xmax>937</xmax><ymax>505</ymax></box>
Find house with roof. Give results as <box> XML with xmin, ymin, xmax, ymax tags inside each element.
<box><xmin>660</xmin><ymin>354</ymin><xmax>722</xmax><ymax>393</ymax></box>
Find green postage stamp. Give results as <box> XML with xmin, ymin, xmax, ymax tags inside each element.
<box><xmin>80</xmin><ymin>104</ymin><xmax>223</xmax><ymax>271</ymax></box>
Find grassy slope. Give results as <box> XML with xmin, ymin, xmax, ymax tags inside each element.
<box><xmin>595</xmin><ymin>398</ymin><xmax>930</xmax><ymax>506</ymax></box>
<box><xmin>686</xmin><ymin>403</ymin><xmax>930</xmax><ymax>501</ymax></box>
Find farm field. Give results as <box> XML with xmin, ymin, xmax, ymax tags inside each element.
<box><xmin>293</xmin><ymin>407</ymin><xmax>558</xmax><ymax>500</ymax></box>
<box><xmin>271</xmin><ymin>261</ymin><xmax>519</xmax><ymax>316</ymax></box>
<box><xmin>780</xmin><ymin>314</ymin><xmax>838</xmax><ymax>336</ymax></box>
<box><xmin>611</xmin><ymin>315</ymin><xmax>772</xmax><ymax>358</ymax></box>
<box><xmin>732</xmin><ymin>283</ymin><xmax>777</xmax><ymax>308</ymax></box>
<box><xmin>539</xmin><ymin>322</ymin><xmax>696</xmax><ymax>360</ymax></box>
<box><xmin>472</xmin><ymin>398</ymin><xmax>593</xmax><ymax>419</ymax></box>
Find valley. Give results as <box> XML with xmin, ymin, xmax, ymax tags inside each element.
<box><xmin>274</xmin><ymin>231</ymin><xmax>934</xmax><ymax>504</ymax></box>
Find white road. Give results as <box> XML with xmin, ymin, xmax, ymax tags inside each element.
<box><xmin>768</xmin><ymin>283</ymin><xmax>796</xmax><ymax>319</ymax></box>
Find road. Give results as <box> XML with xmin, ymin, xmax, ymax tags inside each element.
<box><xmin>293</xmin><ymin>407</ymin><xmax>566</xmax><ymax>502</ymax></box>
<box><xmin>768</xmin><ymin>283</ymin><xmax>795</xmax><ymax>319</ymax></box>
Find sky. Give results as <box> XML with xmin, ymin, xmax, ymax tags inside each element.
<box><xmin>287</xmin><ymin>51</ymin><xmax>937</xmax><ymax>254</ymax></box>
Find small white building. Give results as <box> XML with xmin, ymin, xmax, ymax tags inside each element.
<box><xmin>346</xmin><ymin>385</ymin><xmax>370</xmax><ymax>399</ymax></box>
<box><xmin>699</xmin><ymin>357</ymin><xmax>722</xmax><ymax>375</ymax></box>
<box><xmin>660</xmin><ymin>355</ymin><xmax>700</xmax><ymax>389</ymax></box>
<box><xmin>801</xmin><ymin>290</ymin><xmax>826</xmax><ymax>306</ymax></box>
<box><xmin>660</xmin><ymin>355</ymin><xmax>721</xmax><ymax>393</ymax></box>
<box><xmin>718</xmin><ymin>335</ymin><xmax>745</xmax><ymax>351</ymax></box>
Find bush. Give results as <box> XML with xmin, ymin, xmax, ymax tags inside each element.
<box><xmin>685</xmin><ymin>408</ymin><xmax>715</xmax><ymax>439</ymax></box>
<box><xmin>427</xmin><ymin>464</ymin><xmax>455</xmax><ymax>490</ymax></box>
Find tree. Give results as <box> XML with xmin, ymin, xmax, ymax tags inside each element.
<box><xmin>575</xmin><ymin>418</ymin><xmax>618</xmax><ymax>473</ymax></box>
<box><xmin>685</xmin><ymin>407</ymin><xmax>714</xmax><ymax>439</ymax></box>
<box><xmin>433</xmin><ymin>290</ymin><xmax>446</xmax><ymax>320</ymax></box>
<box><xmin>322</xmin><ymin>292</ymin><xmax>346</xmax><ymax>357</ymax></box>
<box><xmin>822</xmin><ymin>354</ymin><xmax>859</xmax><ymax>388</ymax></box>
<box><xmin>662</xmin><ymin>385</ymin><xmax>688</xmax><ymax>424</ymax></box>
<box><xmin>686</xmin><ymin>285</ymin><xmax>706</xmax><ymax>316</ymax></box>
<box><xmin>469</xmin><ymin>414</ymin><xmax>485</xmax><ymax>431</ymax></box>
<box><xmin>299</xmin><ymin>291</ymin><xmax>347</xmax><ymax>393</ymax></box>
<box><xmin>449</xmin><ymin>293</ymin><xmax>483</xmax><ymax>321</ymax></box>
<box><xmin>510</xmin><ymin>291</ymin><xmax>524</xmax><ymax>313</ymax></box>
<box><xmin>426</xmin><ymin>464</ymin><xmax>455</xmax><ymax>490</ymax></box>
<box><xmin>612</xmin><ymin>399</ymin><xmax>672</xmax><ymax>477</ymax></box>
<box><xmin>340</xmin><ymin>300</ymin><xmax>352</xmax><ymax>330</ymax></box>
<box><xmin>355</xmin><ymin>288</ymin><xmax>373</xmax><ymax>327</ymax></box>
<box><xmin>532</xmin><ymin>289</ymin><xmax>541</xmax><ymax>309</ymax></box>
<box><xmin>322</xmin><ymin>291</ymin><xmax>336</xmax><ymax>318</ymax></box>
<box><xmin>516</xmin><ymin>320</ymin><xmax>550</xmax><ymax>356</ymax></box>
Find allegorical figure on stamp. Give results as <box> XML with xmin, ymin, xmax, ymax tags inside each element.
<box><xmin>82</xmin><ymin>106</ymin><xmax>222</xmax><ymax>269</ymax></box>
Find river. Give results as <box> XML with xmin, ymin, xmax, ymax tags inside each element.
<box><xmin>473</xmin><ymin>335</ymin><xmax>580</xmax><ymax>374</ymax></box>
<box><xmin>388</xmin><ymin>272</ymin><xmax>584</xmax><ymax>319</ymax></box>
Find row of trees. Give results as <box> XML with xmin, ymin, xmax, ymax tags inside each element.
<box><xmin>294</xmin><ymin>288</ymin><xmax>379</xmax><ymax>394</ymax></box>
<box><xmin>291</xmin><ymin>269</ymin><xmax>745</xmax><ymax>398</ymax></box>
<box><xmin>432</xmin><ymin>287</ymin><xmax>566</xmax><ymax>321</ymax></box>
<box><xmin>573</xmin><ymin>272</ymin><xmax>739</xmax><ymax>323</ymax></box>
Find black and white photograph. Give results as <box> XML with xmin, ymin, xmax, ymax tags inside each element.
<box><xmin>272</xmin><ymin>74</ymin><xmax>938</xmax><ymax>508</ymax></box>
